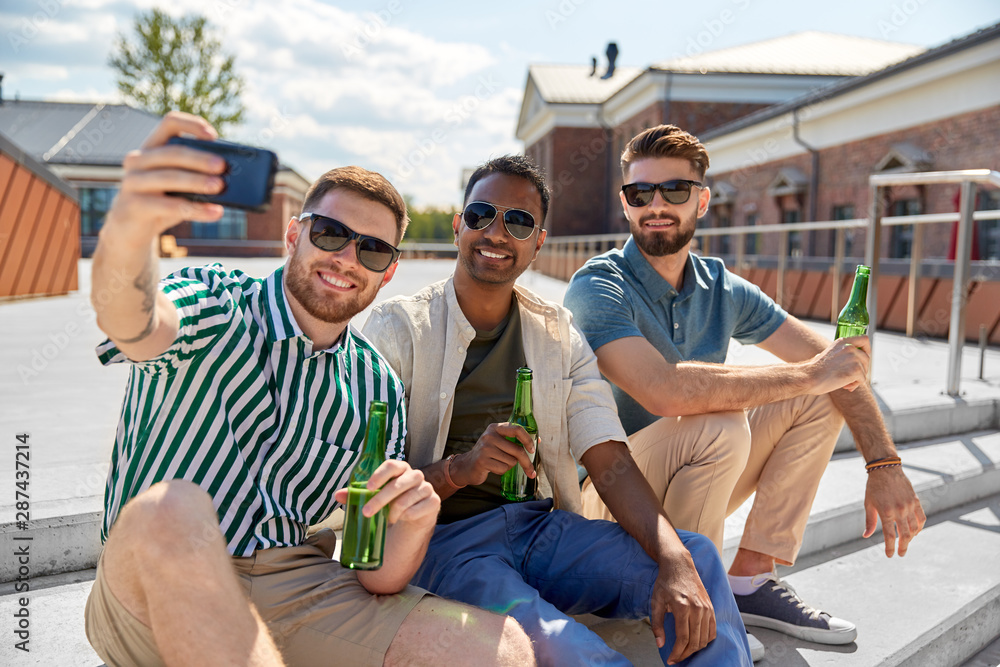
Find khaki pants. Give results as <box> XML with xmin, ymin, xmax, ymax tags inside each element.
<box><xmin>582</xmin><ymin>393</ymin><xmax>843</xmax><ymax>565</ymax></box>
<box><xmin>85</xmin><ymin>529</ymin><xmax>427</xmax><ymax>667</ymax></box>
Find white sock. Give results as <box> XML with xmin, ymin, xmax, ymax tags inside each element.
<box><xmin>728</xmin><ymin>573</ymin><xmax>768</xmax><ymax>596</ymax></box>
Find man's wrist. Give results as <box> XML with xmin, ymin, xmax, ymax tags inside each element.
<box><xmin>443</xmin><ymin>454</ymin><xmax>467</xmax><ymax>489</ymax></box>
<box><xmin>97</xmin><ymin>218</ymin><xmax>157</xmax><ymax>254</ymax></box>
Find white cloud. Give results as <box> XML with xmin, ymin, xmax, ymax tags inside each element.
<box><xmin>14</xmin><ymin>63</ymin><xmax>70</xmax><ymax>81</ymax></box>
<box><xmin>8</xmin><ymin>0</ymin><xmax>527</xmax><ymax>206</ymax></box>
<box><xmin>203</xmin><ymin>0</ymin><xmax>515</xmax><ymax>204</ymax></box>
<box><xmin>47</xmin><ymin>86</ymin><xmax>119</xmax><ymax>102</ymax></box>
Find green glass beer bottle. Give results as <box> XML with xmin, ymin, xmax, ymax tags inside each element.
<box><xmin>340</xmin><ymin>400</ymin><xmax>389</xmax><ymax>570</ymax></box>
<box><xmin>501</xmin><ymin>367</ymin><xmax>538</xmax><ymax>502</ymax></box>
<box><xmin>835</xmin><ymin>265</ymin><xmax>871</xmax><ymax>339</ymax></box>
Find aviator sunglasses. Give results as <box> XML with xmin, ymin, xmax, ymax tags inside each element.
<box><xmin>621</xmin><ymin>179</ymin><xmax>703</xmax><ymax>207</ymax></box>
<box><xmin>462</xmin><ymin>201</ymin><xmax>538</xmax><ymax>240</ymax></box>
<box><xmin>300</xmin><ymin>212</ymin><xmax>401</xmax><ymax>273</ymax></box>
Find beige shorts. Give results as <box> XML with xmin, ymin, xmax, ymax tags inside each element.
<box><xmin>85</xmin><ymin>529</ymin><xmax>428</xmax><ymax>667</ymax></box>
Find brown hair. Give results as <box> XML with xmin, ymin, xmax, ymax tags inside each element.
<box><xmin>301</xmin><ymin>166</ymin><xmax>409</xmax><ymax>244</ymax></box>
<box><xmin>621</xmin><ymin>125</ymin><xmax>710</xmax><ymax>180</ymax></box>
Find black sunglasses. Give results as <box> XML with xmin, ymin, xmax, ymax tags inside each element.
<box><xmin>300</xmin><ymin>213</ymin><xmax>400</xmax><ymax>273</ymax></box>
<box><xmin>621</xmin><ymin>180</ymin><xmax>703</xmax><ymax>207</ymax></box>
<box><xmin>462</xmin><ymin>201</ymin><xmax>537</xmax><ymax>240</ymax></box>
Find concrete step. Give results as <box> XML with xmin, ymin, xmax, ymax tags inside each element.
<box><xmin>2</xmin><ymin>428</ymin><xmax>999</xmax><ymax>586</ymax></box>
<box><xmin>579</xmin><ymin>492</ymin><xmax>1000</xmax><ymax>666</ymax></box>
<box><xmin>0</xmin><ymin>569</ymin><xmax>102</xmax><ymax>666</ymax></box>
<box><xmin>961</xmin><ymin>633</ymin><xmax>1000</xmax><ymax>666</ymax></box>
<box><xmin>833</xmin><ymin>384</ymin><xmax>999</xmax><ymax>453</ymax></box>
<box><xmin>724</xmin><ymin>429</ymin><xmax>1000</xmax><ymax>564</ymax></box>
<box><xmin>11</xmin><ymin>493</ymin><xmax>997</xmax><ymax>666</ymax></box>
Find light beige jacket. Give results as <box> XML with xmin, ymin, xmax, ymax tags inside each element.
<box><xmin>361</xmin><ymin>277</ymin><xmax>628</xmax><ymax>513</ymax></box>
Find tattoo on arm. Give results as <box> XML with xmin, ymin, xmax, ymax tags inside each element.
<box><xmin>117</xmin><ymin>260</ymin><xmax>157</xmax><ymax>345</ymax></box>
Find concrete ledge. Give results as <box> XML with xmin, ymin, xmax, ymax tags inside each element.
<box><xmin>834</xmin><ymin>395</ymin><xmax>998</xmax><ymax>452</ymax></box>
<box><xmin>1</xmin><ymin>512</ymin><xmax>102</xmax><ymax>583</ymax></box>
<box><xmin>895</xmin><ymin>586</ymin><xmax>1000</xmax><ymax>667</ymax></box>
<box><xmin>726</xmin><ymin>430</ymin><xmax>1000</xmax><ymax>564</ymax></box>
<box><xmin>763</xmin><ymin>496</ymin><xmax>1000</xmax><ymax>667</ymax></box>
<box><xmin>6</xmin><ymin>431</ymin><xmax>998</xmax><ymax>586</ymax></box>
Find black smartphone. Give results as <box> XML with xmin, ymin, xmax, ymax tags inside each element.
<box><xmin>166</xmin><ymin>136</ymin><xmax>279</xmax><ymax>213</ymax></box>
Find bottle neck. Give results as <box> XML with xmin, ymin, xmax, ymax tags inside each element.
<box><xmin>512</xmin><ymin>377</ymin><xmax>533</xmax><ymax>417</ymax></box>
<box><xmin>849</xmin><ymin>273</ymin><xmax>869</xmax><ymax>309</ymax></box>
<box><xmin>355</xmin><ymin>410</ymin><xmax>387</xmax><ymax>480</ymax></box>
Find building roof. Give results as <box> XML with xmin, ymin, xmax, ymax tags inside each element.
<box><xmin>0</xmin><ymin>100</ymin><xmax>161</xmax><ymax>166</ymax></box>
<box><xmin>702</xmin><ymin>22</ymin><xmax>1000</xmax><ymax>141</ymax></box>
<box><xmin>0</xmin><ymin>129</ymin><xmax>77</xmax><ymax>200</ymax></box>
<box><xmin>528</xmin><ymin>64</ymin><xmax>643</xmax><ymax>104</ymax></box>
<box><xmin>0</xmin><ymin>99</ymin><xmax>303</xmax><ymax>176</ymax></box>
<box><xmin>653</xmin><ymin>31</ymin><xmax>924</xmax><ymax>76</ymax></box>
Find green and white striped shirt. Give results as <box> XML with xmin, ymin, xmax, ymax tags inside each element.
<box><xmin>97</xmin><ymin>264</ymin><xmax>406</xmax><ymax>556</ymax></box>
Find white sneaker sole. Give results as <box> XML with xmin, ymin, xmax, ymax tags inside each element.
<box><xmin>741</xmin><ymin>612</ymin><xmax>858</xmax><ymax>645</ymax></box>
<box><xmin>747</xmin><ymin>632</ymin><xmax>766</xmax><ymax>662</ymax></box>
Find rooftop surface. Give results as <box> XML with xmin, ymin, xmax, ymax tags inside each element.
<box><xmin>2</xmin><ymin>256</ymin><xmax>998</xmax><ymax>521</ymax></box>
<box><xmin>652</xmin><ymin>31</ymin><xmax>925</xmax><ymax>76</ymax></box>
<box><xmin>1</xmin><ymin>256</ymin><xmax>998</xmax><ymax>666</ymax></box>
<box><xmin>0</xmin><ymin>100</ymin><xmax>161</xmax><ymax>166</ymax></box>
<box><xmin>528</xmin><ymin>63</ymin><xmax>643</xmax><ymax>104</ymax></box>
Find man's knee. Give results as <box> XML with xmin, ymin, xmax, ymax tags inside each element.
<box><xmin>496</xmin><ymin>616</ymin><xmax>536</xmax><ymax>666</ymax></box>
<box><xmin>679</xmin><ymin>531</ymin><xmax>725</xmax><ymax>574</ymax></box>
<box><xmin>111</xmin><ymin>479</ymin><xmax>223</xmax><ymax>559</ymax></box>
<box><xmin>700</xmin><ymin>411</ymin><xmax>751</xmax><ymax>469</ymax></box>
<box><xmin>812</xmin><ymin>393</ymin><xmax>845</xmax><ymax>430</ymax></box>
<box><xmin>389</xmin><ymin>599</ymin><xmax>535</xmax><ymax>666</ymax></box>
<box><xmin>681</xmin><ymin>531</ymin><xmax>718</xmax><ymax>557</ymax></box>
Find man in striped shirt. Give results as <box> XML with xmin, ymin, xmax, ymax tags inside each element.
<box><xmin>84</xmin><ymin>112</ymin><xmax>534</xmax><ymax>667</ymax></box>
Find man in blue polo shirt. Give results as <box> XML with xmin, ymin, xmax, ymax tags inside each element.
<box><xmin>565</xmin><ymin>124</ymin><xmax>926</xmax><ymax>654</ymax></box>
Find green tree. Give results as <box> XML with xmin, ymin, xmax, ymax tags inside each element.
<box><xmin>404</xmin><ymin>198</ymin><xmax>458</xmax><ymax>241</ymax></box>
<box><xmin>109</xmin><ymin>8</ymin><xmax>244</xmax><ymax>133</ymax></box>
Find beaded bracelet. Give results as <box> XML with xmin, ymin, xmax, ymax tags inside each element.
<box><xmin>867</xmin><ymin>462</ymin><xmax>902</xmax><ymax>473</ymax></box>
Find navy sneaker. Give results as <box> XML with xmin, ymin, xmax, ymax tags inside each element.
<box><xmin>735</xmin><ymin>572</ymin><xmax>857</xmax><ymax>645</ymax></box>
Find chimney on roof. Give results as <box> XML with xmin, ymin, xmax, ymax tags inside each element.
<box><xmin>590</xmin><ymin>56</ymin><xmax>597</xmax><ymax>76</ymax></box>
<box><xmin>601</xmin><ymin>42</ymin><xmax>618</xmax><ymax>79</ymax></box>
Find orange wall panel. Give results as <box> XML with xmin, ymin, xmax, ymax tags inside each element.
<box><xmin>12</xmin><ymin>184</ymin><xmax>54</xmax><ymax>296</ymax></box>
<box><xmin>965</xmin><ymin>282</ymin><xmax>1000</xmax><ymax>344</ymax></box>
<box><xmin>0</xmin><ymin>175</ymin><xmax>44</xmax><ymax>296</ymax></box>
<box><xmin>48</xmin><ymin>199</ymin><xmax>81</xmax><ymax>295</ymax></box>
<box><xmin>0</xmin><ymin>162</ymin><xmax>80</xmax><ymax>299</ymax></box>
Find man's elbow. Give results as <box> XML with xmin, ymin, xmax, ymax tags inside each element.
<box><xmin>641</xmin><ymin>392</ymin><xmax>688</xmax><ymax>419</ymax></box>
<box><xmin>356</xmin><ymin>572</ymin><xmax>407</xmax><ymax>596</ymax></box>
<box><xmin>92</xmin><ymin>309</ymin><xmax>114</xmax><ymax>338</ymax></box>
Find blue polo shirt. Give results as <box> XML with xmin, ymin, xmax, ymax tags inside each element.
<box><xmin>564</xmin><ymin>238</ymin><xmax>787</xmax><ymax>434</ymax></box>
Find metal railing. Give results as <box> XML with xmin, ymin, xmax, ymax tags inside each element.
<box><xmin>398</xmin><ymin>241</ymin><xmax>458</xmax><ymax>257</ymax></box>
<box><xmin>866</xmin><ymin>170</ymin><xmax>1000</xmax><ymax>396</ymax></box>
<box><xmin>536</xmin><ymin>169</ymin><xmax>1000</xmax><ymax>396</ymax></box>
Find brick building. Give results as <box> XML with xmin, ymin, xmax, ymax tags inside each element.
<box><xmin>516</xmin><ymin>32</ymin><xmax>924</xmax><ymax>237</ymax></box>
<box><xmin>0</xmin><ymin>99</ymin><xmax>309</xmax><ymax>258</ymax></box>
<box><xmin>701</xmin><ymin>24</ymin><xmax>1000</xmax><ymax>262</ymax></box>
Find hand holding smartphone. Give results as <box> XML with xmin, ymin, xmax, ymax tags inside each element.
<box><xmin>166</xmin><ymin>137</ymin><xmax>278</xmax><ymax>212</ymax></box>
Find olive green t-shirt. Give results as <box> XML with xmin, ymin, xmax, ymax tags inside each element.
<box><xmin>439</xmin><ymin>302</ymin><xmax>534</xmax><ymax>524</ymax></box>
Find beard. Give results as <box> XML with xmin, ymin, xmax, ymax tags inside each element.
<box><xmin>630</xmin><ymin>210</ymin><xmax>697</xmax><ymax>257</ymax></box>
<box><xmin>284</xmin><ymin>244</ymin><xmax>377</xmax><ymax>324</ymax></box>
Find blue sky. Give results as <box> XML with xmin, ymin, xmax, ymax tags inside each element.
<box><xmin>2</xmin><ymin>0</ymin><xmax>998</xmax><ymax>206</ymax></box>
